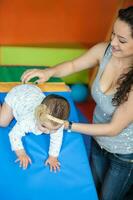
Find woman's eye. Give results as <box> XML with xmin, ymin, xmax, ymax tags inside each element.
<box><xmin>119</xmin><ymin>40</ymin><xmax>127</xmax><ymax>44</ymax></box>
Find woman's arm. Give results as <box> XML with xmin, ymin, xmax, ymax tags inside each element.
<box><xmin>67</xmin><ymin>91</ymin><xmax>133</xmax><ymax>137</ymax></box>
<box><xmin>52</xmin><ymin>42</ymin><xmax>107</xmax><ymax>76</ymax></box>
<box><xmin>21</xmin><ymin>43</ymin><xmax>108</xmax><ymax>83</ymax></box>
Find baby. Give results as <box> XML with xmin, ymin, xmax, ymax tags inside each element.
<box><xmin>0</xmin><ymin>84</ymin><xmax>70</xmax><ymax>171</ymax></box>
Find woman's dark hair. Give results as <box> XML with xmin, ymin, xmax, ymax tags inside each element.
<box><xmin>112</xmin><ymin>6</ymin><xmax>133</xmax><ymax>106</ymax></box>
<box><xmin>112</xmin><ymin>66</ymin><xmax>133</xmax><ymax>106</ymax></box>
<box><xmin>118</xmin><ymin>6</ymin><xmax>133</xmax><ymax>37</ymax></box>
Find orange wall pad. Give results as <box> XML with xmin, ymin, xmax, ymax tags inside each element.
<box><xmin>0</xmin><ymin>0</ymin><xmax>128</xmax><ymax>46</ymax></box>
<box><xmin>0</xmin><ymin>82</ymin><xmax>70</xmax><ymax>92</ymax></box>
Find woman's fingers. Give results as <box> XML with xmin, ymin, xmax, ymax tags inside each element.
<box><xmin>34</xmin><ymin>78</ymin><xmax>46</xmax><ymax>84</ymax></box>
<box><xmin>21</xmin><ymin>69</ymin><xmax>42</xmax><ymax>83</ymax></box>
<box><xmin>21</xmin><ymin>69</ymin><xmax>36</xmax><ymax>82</ymax></box>
<box><xmin>21</xmin><ymin>68</ymin><xmax>52</xmax><ymax>83</ymax></box>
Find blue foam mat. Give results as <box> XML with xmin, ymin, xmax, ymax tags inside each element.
<box><xmin>0</xmin><ymin>92</ymin><xmax>98</xmax><ymax>200</ymax></box>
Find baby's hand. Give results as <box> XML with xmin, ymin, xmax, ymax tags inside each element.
<box><xmin>15</xmin><ymin>149</ymin><xmax>32</xmax><ymax>169</ymax></box>
<box><xmin>45</xmin><ymin>156</ymin><xmax>60</xmax><ymax>172</ymax></box>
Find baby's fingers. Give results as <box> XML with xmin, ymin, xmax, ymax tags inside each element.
<box><xmin>54</xmin><ymin>162</ymin><xmax>61</xmax><ymax>172</ymax></box>
<box><xmin>28</xmin><ymin>157</ymin><xmax>32</xmax><ymax>164</ymax></box>
<box><xmin>50</xmin><ymin>163</ymin><xmax>59</xmax><ymax>172</ymax></box>
<box><xmin>23</xmin><ymin>159</ymin><xmax>29</xmax><ymax>169</ymax></box>
<box><xmin>19</xmin><ymin>159</ymin><xmax>23</xmax><ymax>168</ymax></box>
<box><xmin>15</xmin><ymin>158</ymin><xmax>20</xmax><ymax>163</ymax></box>
<box><xmin>56</xmin><ymin>164</ymin><xmax>60</xmax><ymax>172</ymax></box>
<box><xmin>23</xmin><ymin>157</ymin><xmax>32</xmax><ymax>169</ymax></box>
<box><xmin>53</xmin><ymin>165</ymin><xmax>57</xmax><ymax>173</ymax></box>
<box><xmin>15</xmin><ymin>158</ymin><xmax>22</xmax><ymax>168</ymax></box>
<box><xmin>45</xmin><ymin>160</ymin><xmax>49</xmax><ymax>166</ymax></box>
<box><xmin>57</xmin><ymin>161</ymin><xmax>61</xmax><ymax>167</ymax></box>
<box><xmin>50</xmin><ymin>165</ymin><xmax>53</xmax><ymax>172</ymax></box>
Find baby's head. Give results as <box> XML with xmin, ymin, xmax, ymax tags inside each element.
<box><xmin>35</xmin><ymin>94</ymin><xmax>70</xmax><ymax>133</ymax></box>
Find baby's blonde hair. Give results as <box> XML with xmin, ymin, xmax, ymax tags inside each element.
<box><xmin>35</xmin><ymin>94</ymin><xmax>70</xmax><ymax>126</ymax></box>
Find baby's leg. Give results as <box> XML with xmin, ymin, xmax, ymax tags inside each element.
<box><xmin>0</xmin><ymin>103</ymin><xmax>14</xmax><ymax>127</ymax></box>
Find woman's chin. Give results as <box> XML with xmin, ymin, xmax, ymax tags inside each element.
<box><xmin>112</xmin><ymin>50</ymin><xmax>123</xmax><ymax>58</ymax></box>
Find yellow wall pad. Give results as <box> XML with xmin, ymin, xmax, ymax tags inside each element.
<box><xmin>0</xmin><ymin>82</ymin><xmax>70</xmax><ymax>93</ymax></box>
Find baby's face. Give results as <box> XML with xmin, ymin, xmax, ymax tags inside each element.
<box><xmin>36</xmin><ymin>119</ymin><xmax>62</xmax><ymax>133</ymax></box>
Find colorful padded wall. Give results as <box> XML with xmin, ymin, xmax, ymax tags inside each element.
<box><xmin>0</xmin><ymin>0</ymin><xmax>132</xmax><ymax>84</ymax></box>
<box><xmin>0</xmin><ymin>0</ymin><xmax>128</xmax><ymax>45</ymax></box>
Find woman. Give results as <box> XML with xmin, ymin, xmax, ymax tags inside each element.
<box><xmin>21</xmin><ymin>6</ymin><xmax>133</xmax><ymax>200</ymax></box>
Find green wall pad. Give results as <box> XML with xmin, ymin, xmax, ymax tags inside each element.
<box><xmin>0</xmin><ymin>46</ymin><xmax>88</xmax><ymax>84</ymax></box>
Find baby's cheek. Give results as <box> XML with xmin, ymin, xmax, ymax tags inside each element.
<box><xmin>43</xmin><ymin>128</ymin><xmax>50</xmax><ymax>134</ymax></box>
<box><xmin>37</xmin><ymin>124</ymin><xmax>49</xmax><ymax>133</ymax></box>
<box><xmin>40</xmin><ymin>127</ymin><xmax>49</xmax><ymax>133</ymax></box>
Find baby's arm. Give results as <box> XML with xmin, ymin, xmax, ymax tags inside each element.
<box><xmin>45</xmin><ymin>126</ymin><xmax>64</xmax><ymax>172</ymax></box>
<box><xmin>9</xmin><ymin>122</ymin><xmax>32</xmax><ymax>169</ymax></box>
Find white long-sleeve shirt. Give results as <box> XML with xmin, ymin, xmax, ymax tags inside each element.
<box><xmin>5</xmin><ymin>84</ymin><xmax>64</xmax><ymax>157</ymax></box>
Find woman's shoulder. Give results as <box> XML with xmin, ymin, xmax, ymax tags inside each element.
<box><xmin>94</xmin><ymin>42</ymin><xmax>109</xmax><ymax>55</ymax></box>
<box><xmin>94</xmin><ymin>42</ymin><xmax>109</xmax><ymax>49</ymax></box>
<box><xmin>88</xmin><ymin>42</ymin><xmax>110</xmax><ymax>62</ymax></box>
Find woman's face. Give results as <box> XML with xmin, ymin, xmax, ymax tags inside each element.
<box><xmin>111</xmin><ymin>18</ymin><xmax>133</xmax><ymax>58</ymax></box>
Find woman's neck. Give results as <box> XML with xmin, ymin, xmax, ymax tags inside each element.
<box><xmin>113</xmin><ymin>56</ymin><xmax>133</xmax><ymax>71</ymax></box>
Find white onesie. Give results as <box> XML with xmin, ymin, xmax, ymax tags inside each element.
<box><xmin>5</xmin><ymin>84</ymin><xmax>63</xmax><ymax>157</ymax></box>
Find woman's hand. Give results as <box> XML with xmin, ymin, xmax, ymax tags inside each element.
<box><xmin>21</xmin><ymin>68</ymin><xmax>54</xmax><ymax>83</ymax></box>
<box><xmin>15</xmin><ymin>149</ymin><xmax>32</xmax><ymax>169</ymax></box>
<box><xmin>45</xmin><ymin>156</ymin><xmax>60</xmax><ymax>172</ymax></box>
<box><xmin>63</xmin><ymin>120</ymin><xmax>69</xmax><ymax>130</ymax></box>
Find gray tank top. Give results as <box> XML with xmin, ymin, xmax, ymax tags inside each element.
<box><xmin>91</xmin><ymin>44</ymin><xmax>133</xmax><ymax>154</ymax></box>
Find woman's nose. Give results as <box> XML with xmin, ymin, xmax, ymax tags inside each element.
<box><xmin>111</xmin><ymin>35</ymin><xmax>118</xmax><ymax>47</ymax></box>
